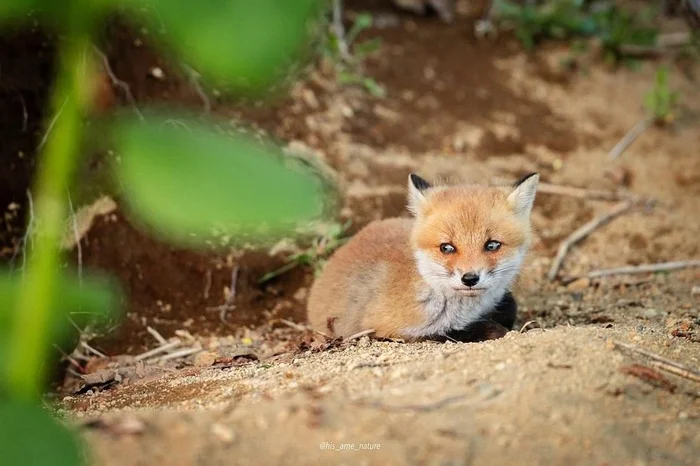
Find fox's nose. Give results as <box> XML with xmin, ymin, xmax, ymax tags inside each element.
<box><xmin>461</xmin><ymin>273</ymin><xmax>480</xmax><ymax>287</ymax></box>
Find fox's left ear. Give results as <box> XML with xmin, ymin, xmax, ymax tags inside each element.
<box><xmin>407</xmin><ymin>173</ymin><xmax>431</xmax><ymax>215</ymax></box>
<box><xmin>508</xmin><ymin>173</ymin><xmax>539</xmax><ymax>218</ymax></box>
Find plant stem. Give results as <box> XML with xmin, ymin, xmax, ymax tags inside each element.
<box><xmin>6</xmin><ymin>34</ymin><xmax>92</xmax><ymax>400</ymax></box>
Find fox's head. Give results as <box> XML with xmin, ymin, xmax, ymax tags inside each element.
<box><xmin>407</xmin><ymin>173</ymin><xmax>539</xmax><ymax>299</ymax></box>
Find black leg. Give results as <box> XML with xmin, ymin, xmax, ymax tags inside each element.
<box><xmin>437</xmin><ymin>292</ymin><xmax>518</xmax><ymax>343</ymax></box>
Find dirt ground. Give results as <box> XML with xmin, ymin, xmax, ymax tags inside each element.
<box><xmin>1</xmin><ymin>1</ymin><xmax>700</xmax><ymax>464</ymax></box>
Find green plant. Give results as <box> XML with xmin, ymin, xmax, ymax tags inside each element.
<box><xmin>644</xmin><ymin>66</ymin><xmax>680</xmax><ymax>125</ymax></box>
<box><xmin>493</xmin><ymin>0</ymin><xmax>597</xmax><ymax>50</ymax></box>
<box><xmin>259</xmin><ymin>220</ymin><xmax>351</xmax><ymax>284</ymax></box>
<box><xmin>493</xmin><ymin>0</ymin><xmax>659</xmax><ymax>65</ymax></box>
<box><xmin>0</xmin><ymin>0</ymin><xmax>326</xmax><ymax>464</ymax></box>
<box><xmin>325</xmin><ymin>9</ymin><xmax>385</xmax><ymax>97</ymax></box>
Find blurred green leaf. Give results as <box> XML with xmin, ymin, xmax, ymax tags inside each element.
<box><xmin>112</xmin><ymin>113</ymin><xmax>325</xmax><ymax>246</ymax></box>
<box><xmin>0</xmin><ymin>271</ymin><xmax>119</xmax><ymax>332</ymax></box>
<box><xmin>124</xmin><ymin>0</ymin><xmax>322</xmax><ymax>92</ymax></box>
<box><xmin>0</xmin><ymin>401</ymin><xmax>83</xmax><ymax>466</ymax></box>
<box><xmin>346</xmin><ymin>12</ymin><xmax>373</xmax><ymax>45</ymax></box>
<box><xmin>0</xmin><ymin>270</ymin><xmax>120</xmax><ymax>389</ymax></box>
<box><xmin>0</xmin><ymin>0</ymin><xmax>41</xmax><ymax>21</ymax></box>
<box><xmin>354</xmin><ymin>38</ymin><xmax>382</xmax><ymax>58</ymax></box>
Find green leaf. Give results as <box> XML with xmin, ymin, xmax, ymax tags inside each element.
<box><xmin>112</xmin><ymin>113</ymin><xmax>326</xmax><ymax>247</ymax></box>
<box><xmin>0</xmin><ymin>0</ymin><xmax>41</xmax><ymax>22</ymax></box>
<box><xmin>124</xmin><ymin>0</ymin><xmax>322</xmax><ymax>93</ymax></box>
<box><xmin>0</xmin><ymin>271</ymin><xmax>119</xmax><ymax>338</ymax></box>
<box><xmin>346</xmin><ymin>12</ymin><xmax>373</xmax><ymax>45</ymax></box>
<box><xmin>354</xmin><ymin>38</ymin><xmax>382</xmax><ymax>58</ymax></box>
<box><xmin>0</xmin><ymin>401</ymin><xmax>83</xmax><ymax>466</ymax></box>
<box><xmin>0</xmin><ymin>271</ymin><xmax>120</xmax><ymax>392</ymax></box>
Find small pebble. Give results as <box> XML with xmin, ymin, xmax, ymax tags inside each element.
<box><xmin>149</xmin><ymin>67</ymin><xmax>166</xmax><ymax>80</ymax></box>
<box><xmin>211</xmin><ymin>423</ymin><xmax>236</xmax><ymax>445</ymax></box>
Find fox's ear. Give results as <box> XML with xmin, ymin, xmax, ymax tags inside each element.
<box><xmin>408</xmin><ymin>173</ymin><xmax>431</xmax><ymax>215</ymax></box>
<box><xmin>508</xmin><ymin>173</ymin><xmax>539</xmax><ymax>218</ymax></box>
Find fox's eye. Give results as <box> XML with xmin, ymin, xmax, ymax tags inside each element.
<box><xmin>484</xmin><ymin>240</ymin><xmax>501</xmax><ymax>252</ymax></box>
<box><xmin>439</xmin><ymin>243</ymin><xmax>456</xmax><ymax>254</ymax></box>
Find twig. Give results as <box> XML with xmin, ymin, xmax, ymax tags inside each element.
<box><xmin>612</xmin><ymin>341</ymin><xmax>700</xmax><ymax>383</ymax></box>
<box><xmin>584</xmin><ymin>260</ymin><xmax>700</xmax><ymax>280</ymax></box>
<box><xmin>332</xmin><ymin>0</ymin><xmax>352</xmax><ymax>63</ymax></box>
<box><xmin>184</xmin><ymin>65</ymin><xmax>211</xmax><ymax>115</ymax></box>
<box><xmin>207</xmin><ymin>266</ymin><xmax>240</xmax><ymax>323</ymax></box>
<box><xmin>153</xmin><ymin>347</ymin><xmax>201</xmax><ymax>363</ymax></box>
<box><xmin>134</xmin><ymin>340</ymin><xmax>181</xmax><ymax>362</ymax></box>
<box><xmin>278</xmin><ymin>319</ymin><xmax>308</xmax><ymax>332</ymax></box>
<box><xmin>620</xmin><ymin>363</ymin><xmax>677</xmax><ymax>393</ymax></box>
<box><xmin>618</xmin><ymin>32</ymin><xmax>693</xmax><ymax>57</ymax></box>
<box><xmin>346</xmin><ymin>329</ymin><xmax>375</xmax><ymax>341</ymax></box>
<box><xmin>547</xmin><ymin>201</ymin><xmax>636</xmax><ymax>281</ymax></box>
<box><xmin>53</xmin><ymin>344</ymin><xmax>84</xmax><ymax>371</ymax></box>
<box><xmin>650</xmin><ymin>361</ymin><xmax>700</xmax><ymax>384</ymax></box>
<box><xmin>80</xmin><ymin>341</ymin><xmax>107</xmax><ymax>358</ymax></box>
<box><xmin>537</xmin><ymin>182</ymin><xmax>641</xmax><ymax>202</ymax></box>
<box><xmin>92</xmin><ymin>45</ymin><xmax>144</xmax><ymax>121</ymax></box>
<box><xmin>519</xmin><ymin>320</ymin><xmax>541</xmax><ymax>333</ymax></box>
<box><xmin>146</xmin><ymin>326</ymin><xmax>168</xmax><ymax>346</ymax></box>
<box><xmin>38</xmin><ymin>95</ymin><xmax>70</xmax><ymax>150</ymax></box>
<box><xmin>490</xmin><ymin>178</ymin><xmax>646</xmax><ymax>203</ymax></box>
<box><xmin>608</xmin><ymin>118</ymin><xmax>653</xmax><ymax>160</ymax></box>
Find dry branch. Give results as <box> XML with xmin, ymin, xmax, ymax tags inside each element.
<box><xmin>584</xmin><ymin>260</ymin><xmax>700</xmax><ymax>280</ymax></box>
<box><xmin>155</xmin><ymin>347</ymin><xmax>201</xmax><ymax>363</ymax></box>
<box><xmin>613</xmin><ymin>341</ymin><xmax>700</xmax><ymax>384</ymax></box>
<box><xmin>80</xmin><ymin>341</ymin><xmax>107</xmax><ymax>358</ymax></box>
<box><xmin>537</xmin><ymin>182</ymin><xmax>642</xmax><ymax>202</ymax></box>
<box><xmin>207</xmin><ymin>265</ymin><xmax>240</xmax><ymax>323</ymax></box>
<box><xmin>490</xmin><ymin>178</ymin><xmax>646</xmax><ymax>203</ymax></box>
<box><xmin>608</xmin><ymin>118</ymin><xmax>653</xmax><ymax>160</ymax></box>
<box><xmin>134</xmin><ymin>340</ymin><xmax>181</xmax><ymax>362</ymax></box>
<box><xmin>649</xmin><ymin>361</ymin><xmax>700</xmax><ymax>384</ymax></box>
<box><xmin>346</xmin><ymin>329</ymin><xmax>375</xmax><ymax>341</ymax></box>
<box><xmin>547</xmin><ymin>201</ymin><xmax>636</xmax><ymax>281</ymax></box>
<box><xmin>618</xmin><ymin>32</ymin><xmax>693</xmax><ymax>57</ymax></box>
<box><xmin>146</xmin><ymin>326</ymin><xmax>168</xmax><ymax>345</ymax></box>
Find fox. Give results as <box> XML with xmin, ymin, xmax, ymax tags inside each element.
<box><xmin>307</xmin><ymin>172</ymin><xmax>539</xmax><ymax>342</ymax></box>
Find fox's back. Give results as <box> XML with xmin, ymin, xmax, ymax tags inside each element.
<box><xmin>307</xmin><ymin>217</ymin><xmax>418</xmax><ymax>336</ymax></box>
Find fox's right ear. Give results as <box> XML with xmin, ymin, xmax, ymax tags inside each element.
<box><xmin>408</xmin><ymin>173</ymin><xmax>431</xmax><ymax>215</ymax></box>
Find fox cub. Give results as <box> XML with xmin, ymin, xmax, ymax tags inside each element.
<box><xmin>307</xmin><ymin>172</ymin><xmax>539</xmax><ymax>342</ymax></box>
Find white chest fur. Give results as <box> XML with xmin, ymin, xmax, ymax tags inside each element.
<box><xmin>403</xmin><ymin>286</ymin><xmax>506</xmax><ymax>338</ymax></box>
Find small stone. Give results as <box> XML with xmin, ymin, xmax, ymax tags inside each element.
<box><xmin>293</xmin><ymin>287</ymin><xmax>308</xmax><ymax>302</ymax></box>
<box><xmin>566</xmin><ymin>278</ymin><xmax>590</xmax><ymax>291</ymax></box>
<box><xmin>194</xmin><ymin>351</ymin><xmax>217</xmax><ymax>367</ymax></box>
<box><xmin>149</xmin><ymin>67</ymin><xmax>165</xmax><ymax>80</ymax></box>
<box><xmin>691</xmin><ymin>286</ymin><xmax>700</xmax><ymax>296</ymax></box>
<box><xmin>642</xmin><ymin>308</ymin><xmax>659</xmax><ymax>319</ymax></box>
<box><xmin>211</xmin><ymin>423</ymin><xmax>236</xmax><ymax>445</ymax></box>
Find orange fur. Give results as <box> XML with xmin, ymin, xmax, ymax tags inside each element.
<box><xmin>307</xmin><ymin>174</ymin><xmax>538</xmax><ymax>340</ymax></box>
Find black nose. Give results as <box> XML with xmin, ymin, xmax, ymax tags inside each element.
<box><xmin>461</xmin><ymin>273</ymin><xmax>480</xmax><ymax>287</ymax></box>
